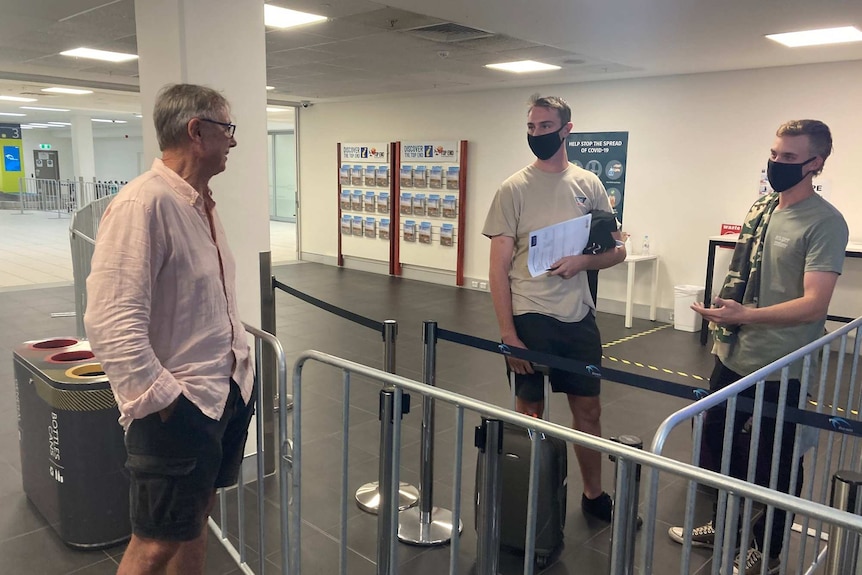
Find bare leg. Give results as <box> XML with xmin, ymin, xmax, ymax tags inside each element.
<box><xmin>567</xmin><ymin>394</ymin><xmax>603</xmax><ymax>499</ymax></box>
<box><xmin>166</xmin><ymin>491</ymin><xmax>217</xmax><ymax>575</ymax></box>
<box><xmin>117</xmin><ymin>535</ymin><xmax>180</xmax><ymax>575</ymax></box>
<box><xmin>515</xmin><ymin>397</ymin><xmax>543</xmax><ymax>418</ymax></box>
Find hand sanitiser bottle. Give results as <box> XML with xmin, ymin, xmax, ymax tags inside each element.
<box><xmin>642</xmin><ymin>235</ymin><xmax>650</xmax><ymax>255</ymax></box>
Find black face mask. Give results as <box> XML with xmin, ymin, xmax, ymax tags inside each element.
<box><xmin>527</xmin><ymin>125</ymin><xmax>566</xmax><ymax>160</ymax></box>
<box><xmin>767</xmin><ymin>156</ymin><xmax>817</xmax><ymax>193</ymax></box>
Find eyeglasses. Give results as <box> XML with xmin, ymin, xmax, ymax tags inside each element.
<box><xmin>198</xmin><ymin>118</ymin><xmax>236</xmax><ymax>138</ymax></box>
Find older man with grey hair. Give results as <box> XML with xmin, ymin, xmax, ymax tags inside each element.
<box><xmin>85</xmin><ymin>83</ymin><xmax>255</xmax><ymax>575</ymax></box>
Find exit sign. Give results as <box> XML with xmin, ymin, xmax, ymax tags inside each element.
<box><xmin>39</xmin><ymin>144</ymin><xmax>52</xmax><ymax>149</ymax></box>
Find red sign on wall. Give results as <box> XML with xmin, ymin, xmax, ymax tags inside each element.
<box><xmin>720</xmin><ymin>224</ymin><xmax>742</xmax><ymax>236</ymax></box>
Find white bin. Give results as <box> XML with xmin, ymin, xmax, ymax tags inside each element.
<box><xmin>673</xmin><ymin>285</ymin><xmax>705</xmax><ymax>332</ymax></box>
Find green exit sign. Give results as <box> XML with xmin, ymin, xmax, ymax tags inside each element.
<box><xmin>39</xmin><ymin>144</ymin><xmax>52</xmax><ymax>149</ymax></box>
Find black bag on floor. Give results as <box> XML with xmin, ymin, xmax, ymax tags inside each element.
<box><xmin>475</xmin><ymin>369</ymin><xmax>567</xmax><ymax>567</ymax></box>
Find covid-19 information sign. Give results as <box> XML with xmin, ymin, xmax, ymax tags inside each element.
<box><xmin>566</xmin><ymin>131</ymin><xmax>629</xmax><ymax>223</ymax></box>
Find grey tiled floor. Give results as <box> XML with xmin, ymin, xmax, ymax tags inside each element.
<box><xmin>1</xmin><ymin>262</ymin><xmax>736</xmax><ymax>574</ymax></box>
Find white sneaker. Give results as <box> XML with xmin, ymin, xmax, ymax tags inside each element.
<box><xmin>667</xmin><ymin>521</ymin><xmax>715</xmax><ymax>548</ymax></box>
<box><xmin>732</xmin><ymin>547</ymin><xmax>780</xmax><ymax>575</ymax></box>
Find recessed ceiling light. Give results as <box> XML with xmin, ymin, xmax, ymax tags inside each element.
<box><xmin>266</xmin><ymin>86</ymin><xmax>275</xmax><ymax>91</ymax></box>
<box><xmin>766</xmin><ymin>26</ymin><xmax>862</xmax><ymax>47</ymax></box>
<box><xmin>60</xmin><ymin>47</ymin><xmax>139</xmax><ymax>62</ymax></box>
<box><xmin>266</xmin><ymin>107</ymin><xmax>289</xmax><ymax>112</ymax></box>
<box><xmin>264</xmin><ymin>5</ymin><xmax>327</xmax><ymax>29</ymax></box>
<box><xmin>26</xmin><ymin>124</ymin><xmax>52</xmax><ymax>128</ymax></box>
<box><xmin>20</xmin><ymin>126</ymin><xmax>32</xmax><ymax>130</ymax></box>
<box><xmin>20</xmin><ymin>106</ymin><xmax>70</xmax><ymax>112</ymax></box>
<box><xmin>0</xmin><ymin>95</ymin><xmax>37</xmax><ymax>102</ymax></box>
<box><xmin>42</xmin><ymin>87</ymin><xmax>94</xmax><ymax>95</ymax></box>
<box><xmin>0</xmin><ymin>112</ymin><xmax>26</xmax><ymax>116</ymax></box>
<box><xmin>91</xmin><ymin>118</ymin><xmax>127</xmax><ymax>123</ymax></box>
<box><xmin>133</xmin><ymin>114</ymin><xmax>142</xmax><ymax>118</ymax></box>
<box><xmin>485</xmin><ymin>60</ymin><xmax>562</xmax><ymax>73</ymax></box>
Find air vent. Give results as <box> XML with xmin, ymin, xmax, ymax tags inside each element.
<box><xmin>404</xmin><ymin>22</ymin><xmax>494</xmax><ymax>43</ymax></box>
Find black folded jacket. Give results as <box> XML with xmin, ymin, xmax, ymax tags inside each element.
<box><xmin>582</xmin><ymin>210</ymin><xmax>617</xmax><ymax>255</ymax></box>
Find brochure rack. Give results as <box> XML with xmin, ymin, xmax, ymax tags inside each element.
<box><xmin>337</xmin><ymin>140</ymin><xmax>468</xmax><ymax>286</ymax></box>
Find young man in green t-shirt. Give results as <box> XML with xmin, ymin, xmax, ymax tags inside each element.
<box><xmin>669</xmin><ymin>119</ymin><xmax>848</xmax><ymax>575</ymax></box>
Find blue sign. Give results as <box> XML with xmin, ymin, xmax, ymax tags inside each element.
<box><xmin>3</xmin><ymin>145</ymin><xmax>21</xmax><ymax>172</ymax></box>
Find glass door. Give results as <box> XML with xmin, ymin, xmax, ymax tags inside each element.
<box><xmin>268</xmin><ymin>130</ymin><xmax>297</xmax><ymax>222</ymax></box>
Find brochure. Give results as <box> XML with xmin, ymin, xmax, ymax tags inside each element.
<box><xmin>364</xmin><ymin>165</ymin><xmax>376</xmax><ymax>187</ymax></box>
<box><xmin>403</xmin><ymin>220</ymin><xmax>416</xmax><ymax>242</ymax></box>
<box><xmin>377</xmin><ymin>192</ymin><xmax>390</xmax><ymax>214</ymax></box>
<box><xmin>527</xmin><ymin>213</ymin><xmax>592</xmax><ymax>277</ymax></box>
<box><xmin>400</xmin><ymin>192</ymin><xmax>413</xmax><ymax>215</ymax></box>
<box><xmin>364</xmin><ymin>191</ymin><xmax>376</xmax><ymax>212</ymax></box>
<box><xmin>440</xmin><ymin>223</ymin><xmax>454</xmax><ymax>246</ymax></box>
<box><xmin>364</xmin><ymin>217</ymin><xmax>376</xmax><ymax>238</ymax></box>
<box><xmin>427</xmin><ymin>194</ymin><xmax>440</xmax><ymax>217</ymax></box>
<box><xmin>380</xmin><ymin>218</ymin><xmax>390</xmax><ymax>240</ymax></box>
<box><xmin>418</xmin><ymin>221</ymin><xmax>432</xmax><ymax>244</ymax></box>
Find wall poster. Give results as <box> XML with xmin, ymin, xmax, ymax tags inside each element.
<box><xmin>566</xmin><ymin>131</ymin><xmax>629</xmax><ymax>223</ymax></box>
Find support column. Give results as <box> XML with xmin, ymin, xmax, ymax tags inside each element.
<box><xmin>70</xmin><ymin>114</ymin><xmax>96</xmax><ymax>182</ymax></box>
<box><xmin>135</xmin><ymin>0</ymin><xmax>270</xmax><ymax>330</ymax></box>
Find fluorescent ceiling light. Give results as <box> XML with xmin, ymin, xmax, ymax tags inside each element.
<box><xmin>0</xmin><ymin>112</ymin><xmax>26</xmax><ymax>116</ymax></box>
<box><xmin>266</xmin><ymin>86</ymin><xmax>275</xmax><ymax>90</ymax></box>
<box><xmin>0</xmin><ymin>95</ymin><xmax>37</xmax><ymax>102</ymax></box>
<box><xmin>47</xmin><ymin>122</ymin><xmax>71</xmax><ymax>126</ymax></box>
<box><xmin>60</xmin><ymin>47</ymin><xmax>139</xmax><ymax>62</ymax></box>
<box><xmin>766</xmin><ymin>26</ymin><xmax>862</xmax><ymax>47</ymax></box>
<box><xmin>20</xmin><ymin>106</ymin><xmax>70</xmax><ymax>112</ymax></box>
<box><xmin>266</xmin><ymin>107</ymin><xmax>290</xmax><ymax>112</ymax></box>
<box><xmin>26</xmin><ymin>124</ymin><xmax>52</xmax><ymax>128</ymax></box>
<box><xmin>20</xmin><ymin>126</ymin><xmax>32</xmax><ymax>130</ymax></box>
<box><xmin>485</xmin><ymin>60</ymin><xmax>562</xmax><ymax>73</ymax></box>
<box><xmin>91</xmin><ymin>118</ymin><xmax>127</xmax><ymax>123</ymax></box>
<box><xmin>264</xmin><ymin>4</ymin><xmax>327</xmax><ymax>29</ymax></box>
<box><xmin>42</xmin><ymin>87</ymin><xmax>93</xmax><ymax>95</ymax></box>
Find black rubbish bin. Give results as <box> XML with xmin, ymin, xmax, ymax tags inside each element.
<box><xmin>14</xmin><ymin>337</ymin><xmax>130</xmax><ymax>549</ymax></box>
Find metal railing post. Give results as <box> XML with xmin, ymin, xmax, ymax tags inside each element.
<box><xmin>609</xmin><ymin>435</ymin><xmax>643</xmax><ymax>575</ymax></box>
<box><xmin>398</xmin><ymin>321</ymin><xmax>462</xmax><ymax>545</ymax></box>
<box><xmin>475</xmin><ymin>418</ymin><xmax>504</xmax><ymax>575</ymax></box>
<box><xmin>825</xmin><ymin>470</ymin><xmax>862</xmax><ymax>574</ymax></box>
<box><xmin>356</xmin><ymin>320</ymin><xmax>419</xmax><ymax>514</ymax></box>
<box><xmin>376</xmin><ymin>387</ymin><xmax>408</xmax><ymax>575</ymax></box>
<box><xmin>259</xmin><ymin>251</ymin><xmax>277</xmax><ymax>475</ymax></box>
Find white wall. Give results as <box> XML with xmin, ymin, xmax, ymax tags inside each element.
<box><xmin>21</xmin><ymin>129</ymin><xmax>144</xmax><ymax>182</ymax></box>
<box><xmin>94</xmin><ymin>136</ymin><xmax>144</xmax><ymax>181</ymax></box>
<box><xmin>20</xmin><ymin>131</ymin><xmax>75</xmax><ymax>180</ymax></box>
<box><xmin>297</xmin><ymin>60</ymin><xmax>862</xmax><ymax>317</ymax></box>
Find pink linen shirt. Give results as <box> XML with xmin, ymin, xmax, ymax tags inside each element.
<box><xmin>84</xmin><ymin>158</ymin><xmax>254</xmax><ymax>429</ymax></box>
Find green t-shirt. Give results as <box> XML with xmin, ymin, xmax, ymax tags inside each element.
<box><xmin>482</xmin><ymin>163</ymin><xmax>613</xmax><ymax>322</ymax></box>
<box><xmin>722</xmin><ymin>194</ymin><xmax>848</xmax><ymax>380</ymax></box>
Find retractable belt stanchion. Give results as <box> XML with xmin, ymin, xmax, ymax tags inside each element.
<box><xmin>398</xmin><ymin>321</ymin><xmax>463</xmax><ymax>545</ymax></box>
<box><xmin>825</xmin><ymin>470</ymin><xmax>862</xmax><ymax>574</ymax></box>
<box><xmin>475</xmin><ymin>418</ymin><xmax>504</xmax><ymax>575</ymax></box>
<box><xmin>356</xmin><ymin>320</ymin><xmax>420</xmax><ymax>514</ymax></box>
<box><xmin>609</xmin><ymin>435</ymin><xmax>642</xmax><ymax>575</ymax></box>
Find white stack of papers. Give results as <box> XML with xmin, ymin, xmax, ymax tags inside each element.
<box><xmin>527</xmin><ymin>213</ymin><xmax>592</xmax><ymax>277</ymax></box>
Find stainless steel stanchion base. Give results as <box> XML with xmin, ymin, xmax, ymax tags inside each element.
<box><xmin>397</xmin><ymin>506</ymin><xmax>462</xmax><ymax>546</ymax></box>
<box><xmin>355</xmin><ymin>481</ymin><xmax>419</xmax><ymax>514</ymax></box>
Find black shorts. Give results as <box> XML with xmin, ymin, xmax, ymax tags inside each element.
<box><xmin>124</xmin><ymin>379</ymin><xmax>256</xmax><ymax>541</ymax></box>
<box><xmin>510</xmin><ymin>312</ymin><xmax>602</xmax><ymax>402</ymax></box>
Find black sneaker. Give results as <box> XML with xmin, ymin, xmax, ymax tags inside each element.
<box><xmin>581</xmin><ymin>492</ymin><xmax>643</xmax><ymax>529</ymax></box>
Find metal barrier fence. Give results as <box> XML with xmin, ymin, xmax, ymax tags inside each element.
<box><xmin>17</xmin><ymin>177</ymin><xmax>76</xmax><ymax>216</ymax></box>
<box><xmin>69</xmin><ymin>194</ymin><xmax>115</xmax><ymax>338</ymax></box>
<box><xmin>646</xmin><ymin>317</ymin><xmax>862</xmax><ymax>575</ymax></box>
<box><xmin>290</xmin><ymin>349</ymin><xmax>862</xmax><ymax>575</ymax></box>
<box><xmin>271</xmin><ymin>278</ymin><xmax>862</xmax><ymax>574</ymax></box>
<box><xmin>17</xmin><ymin>178</ymin><xmax>121</xmax><ymax>217</ymax></box>
<box><xmin>206</xmin><ymin>322</ymin><xmax>288</xmax><ymax>575</ymax></box>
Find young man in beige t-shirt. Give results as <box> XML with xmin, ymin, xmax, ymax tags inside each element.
<box><xmin>483</xmin><ymin>94</ymin><xmax>626</xmax><ymax>522</ymax></box>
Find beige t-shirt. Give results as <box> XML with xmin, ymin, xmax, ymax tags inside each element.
<box><xmin>483</xmin><ymin>163</ymin><xmax>613</xmax><ymax>322</ymax></box>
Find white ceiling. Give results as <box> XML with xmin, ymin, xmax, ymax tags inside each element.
<box><xmin>1</xmin><ymin>0</ymin><xmax>861</xmax><ymax>129</ymax></box>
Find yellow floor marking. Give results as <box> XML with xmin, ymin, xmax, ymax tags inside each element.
<box><xmin>603</xmin><ymin>324</ymin><xmax>672</xmax><ymax>348</ymax></box>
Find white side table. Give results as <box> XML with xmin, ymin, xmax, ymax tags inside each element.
<box><xmin>623</xmin><ymin>254</ymin><xmax>659</xmax><ymax>328</ymax></box>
